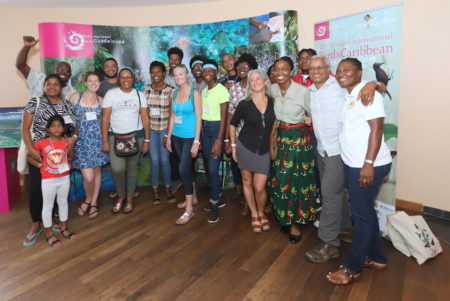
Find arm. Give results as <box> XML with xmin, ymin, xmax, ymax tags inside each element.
<box><xmin>224</xmin><ymin>112</ymin><xmax>233</xmax><ymax>154</ymax></box>
<box><xmin>22</xmin><ymin>110</ymin><xmax>42</xmax><ymax>163</ymax></box>
<box><xmin>16</xmin><ymin>36</ymin><xmax>39</xmax><ymax>79</ymax></box>
<box><xmin>359</xmin><ymin>81</ymin><xmax>387</xmax><ymax>106</ymax></box>
<box><xmin>212</xmin><ymin>102</ymin><xmax>228</xmax><ymax>157</ymax></box>
<box><xmin>359</xmin><ymin>117</ymin><xmax>384</xmax><ymax>188</ymax></box>
<box><xmin>229</xmin><ymin>124</ymin><xmax>238</xmax><ymax>162</ymax></box>
<box><xmin>101</xmin><ymin>107</ymin><xmax>112</xmax><ymax>153</ymax></box>
<box><xmin>191</xmin><ymin>90</ymin><xmax>202</xmax><ymax>157</ymax></box>
<box><xmin>67</xmin><ymin>147</ymin><xmax>75</xmax><ymax>162</ymax></box>
<box><xmin>69</xmin><ymin>92</ymin><xmax>79</xmax><ymax>105</ymax></box>
<box><xmin>140</xmin><ymin>107</ymin><xmax>150</xmax><ymax>153</ymax></box>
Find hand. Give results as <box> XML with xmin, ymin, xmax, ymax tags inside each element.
<box><xmin>102</xmin><ymin>141</ymin><xmax>109</xmax><ymax>153</ymax></box>
<box><xmin>141</xmin><ymin>141</ymin><xmax>149</xmax><ymax>153</ymax></box>
<box><xmin>191</xmin><ymin>142</ymin><xmax>200</xmax><ymax>157</ymax></box>
<box><xmin>212</xmin><ymin>141</ymin><xmax>221</xmax><ymax>158</ymax></box>
<box><xmin>165</xmin><ymin>137</ymin><xmax>172</xmax><ymax>153</ymax></box>
<box><xmin>29</xmin><ymin>148</ymin><xmax>42</xmax><ymax>163</ymax></box>
<box><xmin>67</xmin><ymin>135</ymin><xmax>77</xmax><ymax>150</ymax></box>
<box><xmin>23</xmin><ymin>36</ymin><xmax>39</xmax><ymax>47</ymax></box>
<box><xmin>232</xmin><ymin>147</ymin><xmax>237</xmax><ymax>163</ymax></box>
<box><xmin>359</xmin><ymin>163</ymin><xmax>374</xmax><ymax>188</ymax></box>
<box><xmin>304</xmin><ymin>116</ymin><xmax>312</xmax><ymax>126</ymax></box>
<box><xmin>224</xmin><ymin>141</ymin><xmax>232</xmax><ymax>154</ymax></box>
<box><xmin>224</xmin><ymin>81</ymin><xmax>234</xmax><ymax>89</ymax></box>
<box><xmin>358</xmin><ymin>81</ymin><xmax>376</xmax><ymax>106</ymax></box>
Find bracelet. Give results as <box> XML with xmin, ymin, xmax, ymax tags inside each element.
<box><xmin>231</xmin><ymin>143</ymin><xmax>236</xmax><ymax>147</ymax></box>
<box><xmin>164</xmin><ymin>134</ymin><xmax>169</xmax><ymax>138</ymax></box>
<box><xmin>73</xmin><ymin>135</ymin><xmax>78</xmax><ymax>139</ymax></box>
<box><xmin>193</xmin><ymin>140</ymin><xmax>200</xmax><ymax>144</ymax></box>
<box><xmin>144</xmin><ymin>139</ymin><xmax>150</xmax><ymax>142</ymax></box>
<box><xmin>223</xmin><ymin>139</ymin><xmax>229</xmax><ymax>142</ymax></box>
<box><xmin>364</xmin><ymin>159</ymin><xmax>374</xmax><ymax>164</ymax></box>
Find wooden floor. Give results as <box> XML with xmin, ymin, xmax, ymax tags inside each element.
<box><xmin>0</xmin><ymin>186</ymin><xmax>449</xmax><ymax>301</ymax></box>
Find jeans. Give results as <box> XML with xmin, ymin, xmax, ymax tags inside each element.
<box><xmin>201</xmin><ymin>120</ymin><xmax>222</xmax><ymax>203</ymax></box>
<box><xmin>171</xmin><ymin>135</ymin><xmax>194</xmax><ymax>195</ymax></box>
<box><xmin>150</xmin><ymin>129</ymin><xmax>171</xmax><ymax>188</ymax></box>
<box><xmin>343</xmin><ymin>163</ymin><xmax>392</xmax><ymax>274</ymax></box>
<box><xmin>108</xmin><ymin>135</ymin><xmax>143</xmax><ymax>198</ymax></box>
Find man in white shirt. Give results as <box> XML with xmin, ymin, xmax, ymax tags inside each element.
<box><xmin>16</xmin><ymin>36</ymin><xmax>74</xmax><ymax>100</ymax></box>
<box><xmin>305</xmin><ymin>56</ymin><xmax>384</xmax><ymax>263</ymax></box>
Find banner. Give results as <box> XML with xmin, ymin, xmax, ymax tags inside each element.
<box><xmin>37</xmin><ymin>11</ymin><xmax>298</xmax><ymax>92</ymax></box>
<box><xmin>314</xmin><ymin>4</ymin><xmax>402</xmax><ymax>228</ymax></box>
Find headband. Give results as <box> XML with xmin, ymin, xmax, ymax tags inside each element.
<box><xmin>202</xmin><ymin>64</ymin><xmax>217</xmax><ymax>71</ymax></box>
<box><xmin>191</xmin><ymin>60</ymin><xmax>204</xmax><ymax>67</ymax></box>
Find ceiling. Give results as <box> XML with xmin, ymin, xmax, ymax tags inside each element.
<box><xmin>0</xmin><ymin>0</ymin><xmax>218</xmax><ymax>8</ymax></box>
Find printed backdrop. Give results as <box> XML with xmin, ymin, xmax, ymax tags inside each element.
<box><xmin>314</xmin><ymin>4</ymin><xmax>403</xmax><ymax>229</ymax></box>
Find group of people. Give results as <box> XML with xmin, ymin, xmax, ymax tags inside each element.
<box><xmin>16</xmin><ymin>36</ymin><xmax>392</xmax><ymax>286</ymax></box>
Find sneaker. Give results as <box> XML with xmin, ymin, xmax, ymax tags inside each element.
<box><xmin>207</xmin><ymin>207</ymin><xmax>219</xmax><ymax>223</ymax></box>
<box><xmin>204</xmin><ymin>201</ymin><xmax>226</xmax><ymax>211</ymax></box>
<box><xmin>305</xmin><ymin>242</ymin><xmax>340</xmax><ymax>263</ymax></box>
<box><xmin>170</xmin><ymin>180</ymin><xmax>182</xmax><ymax>193</ymax></box>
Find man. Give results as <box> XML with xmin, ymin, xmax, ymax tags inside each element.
<box><xmin>293</xmin><ymin>48</ymin><xmax>317</xmax><ymax>86</ymax></box>
<box><xmin>305</xmin><ymin>56</ymin><xmax>385</xmax><ymax>263</ymax></box>
<box><xmin>217</xmin><ymin>53</ymin><xmax>238</xmax><ymax>90</ymax></box>
<box><xmin>189</xmin><ymin>55</ymin><xmax>207</xmax><ymax>91</ymax></box>
<box><xmin>97</xmin><ymin>58</ymin><xmax>119</xmax><ymax>97</ymax></box>
<box><xmin>164</xmin><ymin>47</ymin><xmax>183</xmax><ymax>88</ymax></box>
<box><xmin>16</xmin><ymin>36</ymin><xmax>74</xmax><ymax>99</ymax></box>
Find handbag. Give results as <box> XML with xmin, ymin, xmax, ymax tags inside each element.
<box><xmin>17</xmin><ymin>96</ymin><xmax>41</xmax><ymax>174</ymax></box>
<box><xmin>386</xmin><ymin>211</ymin><xmax>443</xmax><ymax>264</ymax></box>
<box><xmin>113</xmin><ymin>90</ymin><xmax>141</xmax><ymax>157</ymax></box>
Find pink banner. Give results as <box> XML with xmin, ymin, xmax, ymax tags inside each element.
<box><xmin>38</xmin><ymin>23</ymin><xmax>94</xmax><ymax>57</ymax></box>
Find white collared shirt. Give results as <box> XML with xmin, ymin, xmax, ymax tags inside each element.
<box><xmin>309</xmin><ymin>76</ymin><xmax>345</xmax><ymax>157</ymax></box>
<box><xmin>339</xmin><ymin>80</ymin><xmax>392</xmax><ymax>168</ymax></box>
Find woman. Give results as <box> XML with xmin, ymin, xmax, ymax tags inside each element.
<box><xmin>102</xmin><ymin>67</ymin><xmax>150</xmax><ymax>214</ymax></box>
<box><xmin>165</xmin><ymin>64</ymin><xmax>202</xmax><ymax>225</ymax></box>
<box><xmin>326</xmin><ymin>58</ymin><xmax>392</xmax><ymax>285</ymax></box>
<box><xmin>225</xmin><ymin>54</ymin><xmax>258</xmax><ymax>214</ymax></box>
<box><xmin>269</xmin><ymin>56</ymin><xmax>317</xmax><ymax>244</ymax></box>
<box><xmin>70</xmin><ymin>72</ymin><xmax>109</xmax><ymax>219</ymax></box>
<box><xmin>22</xmin><ymin>74</ymin><xmax>78</xmax><ymax>247</ymax></box>
<box><xmin>229</xmin><ymin>69</ymin><xmax>275</xmax><ymax>232</ymax></box>
<box><xmin>200</xmin><ymin>59</ymin><xmax>229</xmax><ymax>223</ymax></box>
<box><xmin>143</xmin><ymin>61</ymin><xmax>175</xmax><ymax>205</ymax></box>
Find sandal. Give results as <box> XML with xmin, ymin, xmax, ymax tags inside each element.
<box><xmin>175</xmin><ymin>212</ymin><xmax>194</xmax><ymax>225</ymax></box>
<box><xmin>51</xmin><ymin>224</ymin><xmax>62</xmax><ymax>232</ymax></box>
<box><xmin>177</xmin><ymin>200</ymin><xmax>198</xmax><ymax>209</ymax></box>
<box><xmin>77</xmin><ymin>200</ymin><xmax>91</xmax><ymax>216</ymax></box>
<box><xmin>123</xmin><ymin>203</ymin><xmax>134</xmax><ymax>214</ymax></box>
<box><xmin>152</xmin><ymin>191</ymin><xmax>161</xmax><ymax>205</ymax></box>
<box><xmin>111</xmin><ymin>200</ymin><xmax>123</xmax><ymax>214</ymax></box>
<box><xmin>109</xmin><ymin>191</ymin><xmax>118</xmax><ymax>199</ymax></box>
<box><xmin>327</xmin><ymin>265</ymin><xmax>361</xmax><ymax>285</ymax></box>
<box><xmin>46</xmin><ymin>234</ymin><xmax>62</xmax><ymax>247</ymax></box>
<box><xmin>61</xmin><ymin>228</ymin><xmax>76</xmax><ymax>240</ymax></box>
<box><xmin>166</xmin><ymin>189</ymin><xmax>176</xmax><ymax>203</ymax></box>
<box><xmin>23</xmin><ymin>229</ymin><xmax>43</xmax><ymax>247</ymax></box>
<box><xmin>251</xmin><ymin>217</ymin><xmax>262</xmax><ymax>233</ymax></box>
<box><xmin>260</xmin><ymin>215</ymin><xmax>271</xmax><ymax>232</ymax></box>
<box><xmin>364</xmin><ymin>258</ymin><xmax>387</xmax><ymax>271</ymax></box>
<box><xmin>88</xmin><ymin>204</ymin><xmax>99</xmax><ymax>219</ymax></box>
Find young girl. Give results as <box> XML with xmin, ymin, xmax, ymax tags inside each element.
<box><xmin>27</xmin><ymin>114</ymin><xmax>76</xmax><ymax>247</ymax></box>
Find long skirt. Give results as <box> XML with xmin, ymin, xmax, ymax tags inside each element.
<box><xmin>270</xmin><ymin>122</ymin><xmax>317</xmax><ymax>225</ymax></box>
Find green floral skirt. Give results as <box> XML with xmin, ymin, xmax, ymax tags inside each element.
<box><xmin>270</xmin><ymin>122</ymin><xmax>317</xmax><ymax>225</ymax></box>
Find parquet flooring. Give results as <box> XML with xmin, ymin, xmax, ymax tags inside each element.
<box><xmin>0</xmin><ymin>186</ymin><xmax>449</xmax><ymax>301</ymax></box>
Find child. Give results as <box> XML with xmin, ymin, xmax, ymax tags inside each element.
<box><xmin>27</xmin><ymin>114</ymin><xmax>75</xmax><ymax>247</ymax></box>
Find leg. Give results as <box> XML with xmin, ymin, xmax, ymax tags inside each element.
<box><xmin>201</xmin><ymin>121</ymin><xmax>221</xmax><ymax>203</ymax></box>
<box><xmin>253</xmin><ymin>173</ymin><xmax>270</xmax><ymax>231</ymax></box>
<box><xmin>78</xmin><ymin>168</ymin><xmax>94</xmax><ymax>216</ymax></box>
<box><xmin>24</xmin><ymin>164</ymin><xmax>43</xmax><ymax>245</ymax></box>
<box><xmin>241</xmin><ymin>169</ymin><xmax>261</xmax><ymax>232</ymax></box>
<box><xmin>88</xmin><ymin>166</ymin><xmax>102</xmax><ymax>218</ymax></box>
<box><xmin>41</xmin><ymin>178</ymin><xmax>57</xmax><ymax>229</ymax></box>
<box><xmin>150</xmin><ymin>129</ymin><xmax>161</xmax><ymax>189</ymax></box>
<box><xmin>109</xmin><ymin>135</ymin><xmax>127</xmax><ymax>200</ymax></box>
<box><xmin>123</xmin><ymin>138</ymin><xmax>143</xmax><ymax>212</ymax></box>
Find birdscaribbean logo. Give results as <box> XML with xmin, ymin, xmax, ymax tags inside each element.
<box><xmin>314</xmin><ymin>22</ymin><xmax>330</xmax><ymax>40</ymax></box>
<box><xmin>64</xmin><ymin>30</ymin><xmax>85</xmax><ymax>51</ymax></box>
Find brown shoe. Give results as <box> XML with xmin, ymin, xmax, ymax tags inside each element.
<box><xmin>305</xmin><ymin>242</ymin><xmax>340</xmax><ymax>263</ymax></box>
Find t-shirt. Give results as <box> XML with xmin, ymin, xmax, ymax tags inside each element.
<box><xmin>98</xmin><ymin>79</ymin><xmax>120</xmax><ymax>98</ymax></box>
<box><xmin>230</xmin><ymin>98</ymin><xmax>275</xmax><ymax>155</ymax></box>
<box><xmin>201</xmin><ymin>83</ymin><xmax>229</xmax><ymax>121</ymax></box>
<box><xmin>34</xmin><ymin>137</ymin><xmax>71</xmax><ymax>179</ymax></box>
<box><xmin>339</xmin><ymin>81</ymin><xmax>392</xmax><ymax>168</ymax></box>
<box><xmin>24</xmin><ymin>96</ymin><xmax>77</xmax><ymax>144</ymax></box>
<box><xmin>27</xmin><ymin>68</ymin><xmax>75</xmax><ymax>100</ymax></box>
<box><xmin>102</xmin><ymin>88</ymin><xmax>148</xmax><ymax>134</ymax></box>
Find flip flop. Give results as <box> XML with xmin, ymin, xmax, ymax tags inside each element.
<box><xmin>22</xmin><ymin>229</ymin><xmax>43</xmax><ymax>247</ymax></box>
<box><xmin>52</xmin><ymin>224</ymin><xmax>62</xmax><ymax>232</ymax></box>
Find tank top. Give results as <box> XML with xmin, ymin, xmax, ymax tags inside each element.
<box><xmin>172</xmin><ymin>88</ymin><xmax>196</xmax><ymax>138</ymax></box>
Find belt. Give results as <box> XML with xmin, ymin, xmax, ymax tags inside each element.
<box><xmin>278</xmin><ymin>122</ymin><xmax>306</xmax><ymax>129</ymax></box>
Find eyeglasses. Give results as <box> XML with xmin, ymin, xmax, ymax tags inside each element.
<box><xmin>237</xmin><ymin>65</ymin><xmax>250</xmax><ymax>70</ymax></box>
<box><xmin>308</xmin><ymin>66</ymin><xmax>328</xmax><ymax>72</ymax></box>
<box><xmin>56</xmin><ymin>67</ymin><xmax>70</xmax><ymax>72</ymax></box>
